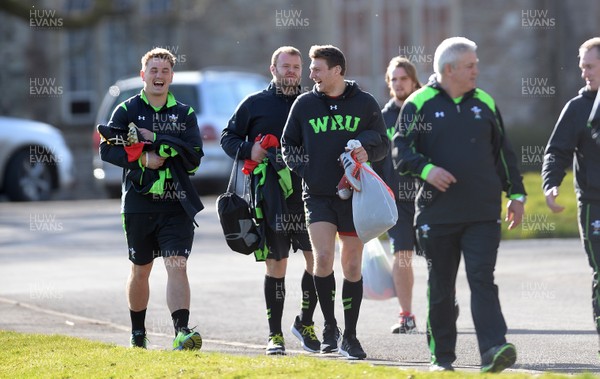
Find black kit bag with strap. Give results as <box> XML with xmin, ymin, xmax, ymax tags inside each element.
<box><xmin>216</xmin><ymin>152</ymin><xmax>261</xmax><ymax>255</ymax></box>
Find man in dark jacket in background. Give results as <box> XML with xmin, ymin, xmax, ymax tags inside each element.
<box><xmin>282</xmin><ymin>45</ymin><xmax>389</xmax><ymax>360</ymax></box>
<box><xmin>373</xmin><ymin>56</ymin><xmax>422</xmax><ymax>335</ymax></box>
<box><xmin>393</xmin><ymin>37</ymin><xmax>526</xmax><ymax>372</ymax></box>
<box><xmin>221</xmin><ymin>46</ymin><xmax>320</xmax><ymax>356</ymax></box>
<box><xmin>542</xmin><ymin>37</ymin><xmax>600</xmax><ymax>356</ymax></box>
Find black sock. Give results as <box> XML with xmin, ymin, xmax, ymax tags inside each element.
<box><xmin>300</xmin><ymin>270</ymin><xmax>318</xmax><ymax>325</ymax></box>
<box><xmin>265</xmin><ymin>275</ymin><xmax>285</xmax><ymax>335</ymax></box>
<box><xmin>130</xmin><ymin>309</ymin><xmax>146</xmax><ymax>333</ymax></box>
<box><xmin>172</xmin><ymin>309</ymin><xmax>190</xmax><ymax>335</ymax></box>
<box><xmin>342</xmin><ymin>277</ymin><xmax>363</xmax><ymax>336</ymax></box>
<box><xmin>314</xmin><ymin>272</ymin><xmax>336</xmax><ymax>325</ymax></box>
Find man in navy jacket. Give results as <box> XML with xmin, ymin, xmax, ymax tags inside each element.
<box><xmin>221</xmin><ymin>46</ymin><xmax>321</xmax><ymax>356</ymax></box>
<box><xmin>543</xmin><ymin>37</ymin><xmax>600</xmax><ymax>357</ymax></box>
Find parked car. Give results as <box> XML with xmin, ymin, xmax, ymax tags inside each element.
<box><xmin>93</xmin><ymin>70</ymin><xmax>269</xmax><ymax>196</ymax></box>
<box><xmin>0</xmin><ymin>116</ymin><xmax>75</xmax><ymax>201</ymax></box>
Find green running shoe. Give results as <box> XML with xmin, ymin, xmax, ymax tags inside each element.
<box><xmin>173</xmin><ymin>327</ymin><xmax>202</xmax><ymax>351</ymax></box>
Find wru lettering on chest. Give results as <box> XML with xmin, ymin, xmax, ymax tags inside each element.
<box><xmin>308</xmin><ymin>115</ymin><xmax>361</xmax><ymax>133</ymax></box>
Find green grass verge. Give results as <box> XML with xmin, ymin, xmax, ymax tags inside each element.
<box><xmin>501</xmin><ymin>171</ymin><xmax>579</xmax><ymax>240</ymax></box>
<box><xmin>0</xmin><ymin>331</ymin><xmax>597</xmax><ymax>379</ymax></box>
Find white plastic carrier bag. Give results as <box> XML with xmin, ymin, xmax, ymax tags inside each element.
<box><xmin>361</xmin><ymin>238</ymin><xmax>396</xmax><ymax>300</ymax></box>
<box><xmin>352</xmin><ymin>162</ymin><xmax>398</xmax><ymax>243</ymax></box>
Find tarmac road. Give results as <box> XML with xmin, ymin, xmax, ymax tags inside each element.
<box><xmin>0</xmin><ymin>198</ymin><xmax>599</xmax><ymax>374</ymax></box>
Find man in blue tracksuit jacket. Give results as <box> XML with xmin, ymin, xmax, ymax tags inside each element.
<box><xmin>372</xmin><ymin>56</ymin><xmax>422</xmax><ymax>334</ymax></box>
<box><xmin>393</xmin><ymin>37</ymin><xmax>526</xmax><ymax>372</ymax></box>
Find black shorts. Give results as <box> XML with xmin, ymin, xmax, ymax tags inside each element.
<box><xmin>122</xmin><ymin>212</ymin><xmax>194</xmax><ymax>265</ymax></box>
<box><xmin>387</xmin><ymin>200</ymin><xmax>417</xmax><ymax>253</ymax></box>
<box><xmin>303</xmin><ymin>194</ymin><xmax>356</xmax><ymax>235</ymax></box>
<box><xmin>265</xmin><ymin>201</ymin><xmax>311</xmax><ymax>261</ymax></box>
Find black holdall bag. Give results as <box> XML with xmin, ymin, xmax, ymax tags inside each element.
<box><xmin>216</xmin><ymin>151</ymin><xmax>260</xmax><ymax>255</ymax></box>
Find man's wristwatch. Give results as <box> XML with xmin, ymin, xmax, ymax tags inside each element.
<box><xmin>512</xmin><ymin>195</ymin><xmax>526</xmax><ymax>204</ymax></box>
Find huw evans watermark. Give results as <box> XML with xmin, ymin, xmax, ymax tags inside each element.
<box><xmin>275</xmin><ymin>213</ymin><xmax>307</xmax><ymax>234</ymax></box>
<box><xmin>521</xmin><ymin>9</ymin><xmax>556</xmax><ymax>29</ymax></box>
<box><xmin>397</xmin><ymin>113</ymin><xmax>433</xmax><ymax>134</ymax></box>
<box><xmin>30</xmin><ymin>213</ymin><xmax>63</xmax><ymax>232</ymax></box>
<box><xmin>521</xmin><ymin>213</ymin><xmax>556</xmax><ymax>234</ymax></box>
<box><xmin>30</xmin><ymin>282</ymin><xmax>64</xmax><ymax>300</ymax></box>
<box><xmin>275</xmin><ymin>9</ymin><xmax>310</xmax><ymax>29</ymax></box>
<box><xmin>30</xmin><ymin>7</ymin><xmax>63</xmax><ymax>29</ymax></box>
<box><xmin>398</xmin><ymin>45</ymin><xmax>433</xmax><ymax>64</ymax></box>
<box><xmin>520</xmin><ymin>145</ymin><xmax>554</xmax><ymax>166</ymax></box>
<box><xmin>154</xmin><ymin>45</ymin><xmax>187</xmax><ymax>65</ymax></box>
<box><xmin>30</xmin><ymin>145</ymin><xmax>63</xmax><ymax>165</ymax></box>
<box><xmin>152</xmin><ymin>113</ymin><xmax>187</xmax><ymax>133</ymax></box>
<box><xmin>30</xmin><ymin>77</ymin><xmax>63</xmax><ymax>97</ymax></box>
<box><xmin>520</xmin><ymin>280</ymin><xmax>556</xmax><ymax>299</ymax></box>
<box><xmin>521</xmin><ymin>77</ymin><xmax>556</xmax><ymax>98</ymax></box>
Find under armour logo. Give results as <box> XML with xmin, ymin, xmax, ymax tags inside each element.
<box><xmin>435</xmin><ymin>112</ymin><xmax>445</xmax><ymax>118</ymax></box>
<box><xmin>225</xmin><ymin>219</ymin><xmax>259</xmax><ymax>246</ymax></box>
<box><xmin>138</xmin><ymin>116</ymin><xmax>145</xmax><ymax>121</ymax></box>
<box><xmin>330</xmin><ymin>105</ymin><xmax>337</xmax><ymax>110</ymax></box>
<box><xmin>471</xmin><ymin>106</ymin><xmax>482</xmax><ymax>119</ymax></box>
<box><xmin>420</xmin><ymin>224</ymin><xmax>430</xmax><ymax>238</ymax></box>
<box><xmin>592</xmin><ymin>220</ymin><xmax>600</xmax><ymax>235</ymax></box>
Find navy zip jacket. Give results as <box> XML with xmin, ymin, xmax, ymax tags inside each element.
<box><xmin>542</xmin><ymin>87</ymin><xmax>600</xmax><ymax>204</ymax></box>
<box><xmin>221</xmin><ymin>82</ymin><xmax>303</xmax><ymax>204</ymax></box>
<box><xmin>372</xmin><ymin>99</ymin><xmax>418</xmax><ymax>202</ymax></box>
<box><xmin>282</xmin><ymin>81</ymin><xmax>389</xmax><ymax>196</ymax></box>
<box><xmin>100</xmin><ymin>91</ymin><xmax>203</xmax><ymax>215</ymax></box>
<box><xmin>393</xmin><ymin>79</ymin><xmax>525</xmax><ymax>225</ymax></box>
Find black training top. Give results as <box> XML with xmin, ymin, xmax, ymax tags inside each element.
<box><xmin>282</xmin><ymin>80</ymin><xmax>389</xmax><ymax>196</ymax></box>
<box><xmin>372</xmin><ymin>99</ymin><xmax>418</xmax><ymax>202</ymax></box>
<box><xmin>220</xmin><ymin>81</ymin><xmax>303</xmax><ymax>203</ymax></box>
<box><xmin>100</xmin><ymin>90</ymin><xmax>203</xmax><ymax>214</ymax></box>
<box><xmin>542</xmin><ymin>87</ymin><xmax>600</xmax><ymax>204</ymax></box>
<box><xmin>393</xmin><ymin>79</ymin><xmax>525</xmax><ymax>225</ymax></box>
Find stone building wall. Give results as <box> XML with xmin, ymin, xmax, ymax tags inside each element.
<box><xmin>1</xmin><ymin>0</ymin><xmax>599</xmax><ymax>132</ymax></box>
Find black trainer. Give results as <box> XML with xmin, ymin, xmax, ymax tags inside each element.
<box><xmin>390</xmin><ymin>313</ymin><xmax>417</xmax><ymax>334</ymax></box>
<box><xmin>339</xmin><ymin>333</ymin><xmax>367</xmax><ymax>360</ymax></box>
<box><xmin>320</xmin><ymin>323</ymin><xmax>341</xmax><ymax>354</ymax></box>
<box><xmin>130</xmin><ymin>329</ymin><xmax>148</xmax><ymax>349</ymax></box>
<box><xmin>290</xmin><ymin>316</ymin><xmax>321</xmax><ymax>353</ymax></box>
<box><xmin>481</xmin><ymin>343</ymin><xmax>517</xmax><ymax>373</ymax></box>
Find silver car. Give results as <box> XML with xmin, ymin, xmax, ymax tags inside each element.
<box><xmin>93</xmin><ymin>70</ymin><xmax>268</xmax><ymax>196</ymax></box>
<box><xmin>0</xmin><ymin>116</ymin><xmax>75</xmax><ymax>201</ymax></box>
